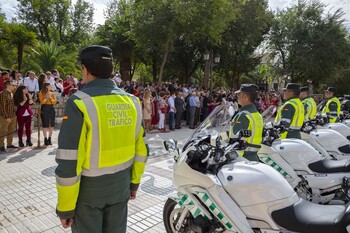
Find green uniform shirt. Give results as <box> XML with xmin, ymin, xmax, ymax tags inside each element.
<box><xmin>275</xmin><ymin>97</ymin><xmax>304</xmax><ymax>139</ymax></box>
<box><xmin>230</xmin><ymin>104</ymin><xmax>263</xmax><ymax>161</ymax></box>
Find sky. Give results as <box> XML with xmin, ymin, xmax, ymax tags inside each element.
<box><xmin>1</xmin><ymin>0</ymin><xmax>349</xmax><ymax>29</ymax></box>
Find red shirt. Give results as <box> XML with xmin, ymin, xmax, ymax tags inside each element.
<box><xmin>63</xmin><ymin>81</ymin><xmax>74</xmax><ymax>96</ymax></box>
<box><xmin>0</xmin><ymin>77</ymin><xmax>4</xmax><ymax>92</ymax></box>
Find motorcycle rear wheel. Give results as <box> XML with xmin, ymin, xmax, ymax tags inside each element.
<box><xmin>163</xmin><ymin>198</ymin><xmax>194</xmax><ymax>233</ymax></box>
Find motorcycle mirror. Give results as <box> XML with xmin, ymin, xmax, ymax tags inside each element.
<box><xmin>265</xmin><ymin>122</ymin><xmax>273</xmax><ymax>129</ymax></box>
<box><xmin>219</xmin><ymin>131</ymin><xmax>229</xmax><ymax>141</ymax></box>
<box><xmin>164</xmin><ymin>139</ymin><xmax>177</xmax><ymax>152</ymax></box>
<box><xmin>228</xmin><ymin>106</ymin><xmax>235</xmax><ymax>117</ymax></box>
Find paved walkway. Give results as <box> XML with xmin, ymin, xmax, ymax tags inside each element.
<box><xmin>0</xmin><ymin>125</ymin><xmax>193</xmax><ymax>233</ymax></box>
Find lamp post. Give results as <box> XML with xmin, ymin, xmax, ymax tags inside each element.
<box><xmin>203</xmin><ymin>50</ymin><xmax>220</xmax><ymax>91</ymax></box>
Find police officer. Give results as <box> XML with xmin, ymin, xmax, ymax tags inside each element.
<box><xmin>300</xmin><ymin>86</ymin><xmax>317</xmax><ymax>120</ymax></box>
<box><xmin>230</xmin><ymin>84</ymin><xmax>264</xmax><ymax>161</ymax></box>
<box><xmin>341</xmin><ymin>95</ymin><xmax>350</xmax><ymax>112</ymax></box>
<box><xmin>55</xmin><ymin>45</ymin><xmax>148</xmax><ymax>233</ymax></box>
<box><xmin>275</xmin><ymin>83</ymin><xmax>304</xmax><ymax>139</ymax></box>
<box><xmin>321</xmin><ymin>87</ymin><xmax>340</xmax><ymax>123</ymax></box>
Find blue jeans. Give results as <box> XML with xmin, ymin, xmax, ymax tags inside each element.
<box><xmin>169</xmin><ymin>112</ymin><xmax>175</xmax><ymax>130</ymax></box>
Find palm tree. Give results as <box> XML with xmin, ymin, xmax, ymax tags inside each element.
<box><xmin>8</xmin><ymin>23</ymin><xmax>37</xmax><ymax>70</ymax></box>
<box><xmin>29</xmin><ymin>41</ymin><xmax>77</xmax><ymax>74</ymax></box>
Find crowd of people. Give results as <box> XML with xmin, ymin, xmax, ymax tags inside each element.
<box><xmin>0</xmin><ymin>69</ymin><xmax>83</xmax><ymax>151</ymax></box>
<box><xmin>0</xmin><ymin>67</ymin><xmax>343</xmax><ymax>152</ymax></box>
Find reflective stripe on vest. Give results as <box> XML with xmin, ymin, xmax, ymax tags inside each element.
<box><xmin>240</xmin><ymin>110</ymin><xmax>263</xmax><ymax>152</ymax></box>
<box><xmin>302</xmin><ymin>97</ymin><xmax>317</xmax><ymax>120</ymax></box>
<box><xmin>276</xmin><ymin>99</ymin><xmax>304</xmax><ymax>130</ymax></box>
<box><xmin>322</xmin><ymin>97</ymin><xmax>340</xmax><ymax>123</ymax></box>
<box><xmin>73</xmin><ymin>91</ymin><xmax>140</xmax><ymax>177</ymax></box>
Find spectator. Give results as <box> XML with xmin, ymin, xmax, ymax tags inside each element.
<box><xmin>45</xmin><ymin>71</ymin><xmax>55</xmax><ymax>86</ymax></box>
<box><xmin>158</xmin><ymin>91</ymin><xmax>167</xmax><ymax>132</ymax></box>
<box><xmin>23</xmin><ymin>71</ymin><xmax>39</xmax><ymax>101</ymax></box>
<box><xmin>51</xmin><ymin>69</ymin><xmax>60</xmax><ymax>80</ymax></box>
<box><xmin>53</xmin><ymin>78</ymin><xmax>63</xmax><ymax>104</ymax></box>
<box><xmin>11</xmin><ymin>70</ymin><xmax>23</xmax><ymax>87</ymax></box>
<box><xmin>133</xmin><ymin>85</ymin><xmax>141</xmax><ymax>98</ymax></box>
<box><xmin>201</xmin><ymin>91</ymin><xmax>209</xmax><ymax>121</ymax></box>
<box><xmin>189</xmin><ymin>91</ymin><xmax>197</xmax><ymax>129</ymax></box>
<box><xmin>38</xmin><ymin>73</ymin><xmax>47</xmax><ymax>91</ymax></box>
<box><xmin>0</xmin><ymin>81</ymin><xmax>17</xmax><ymax>152</ymax></box>
<box><xmin>77</xmin><ymin>79</ymin><xmax>85</xmax><ymax>90</ymax></box>
<box><xmin>124</xmin><ymin>80</ymin><xmax>134</xmax><ymax>94</ymax></box>
<box><xmin>175</xmin><ymin>90</ymin><xmax>184</xmax><ymax>129</ymax></box>
<box><xmin>168</xmin><ymin>91</ymin><xmax>176</xmax><ymax>130</ymax></box>
<box><xmin>39</xmin><ymin>83</ymin><xmax>57</xmax><ymax>146</ymax></box>
<box><xmin>151</xmin><ymin>91</ymin><xmax>158</xmax><ymax>130</ymax></box>
<box><xmin>0</xmin><ymin>71</ymin><xmax>4</xmax><ymax>91</ymax></box>
<box><xmin>62</xmin><ymin>75</ymin><xmax>74</xmax><ymax>97</ymax></box>
<box><xmin>13</xmin><ymin>86</ymin><xmax>34</xmax><ymax>147</ymax></box>
<box><xmin>142</xmin><ymin>89</ymin><xmax>153</xmax><ymax>133</ymax></box>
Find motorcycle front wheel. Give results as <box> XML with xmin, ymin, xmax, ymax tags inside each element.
<box><xmin>163</xmin><ymin>198</ymin><xmax>194</xmax><ymax>233</ymax></box>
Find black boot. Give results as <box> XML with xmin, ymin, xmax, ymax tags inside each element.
<box><xmin>26</xmin><ymin>139</ymin><xmax>33</xmax><ymax>147</ymax></box>
<box><xmin>48</xmin><ymin>137</ymin><xmax>52</xmax><ymax>145</ymax></box>
<box><xmin>44</xmin><ymin>138</ymin><xmax>49</xmax><ymax>146</ymax></box>
<box><xmin>19</xmin><ymin>139</ymin><xmax>24</xmax><ymax>147</ymax></box>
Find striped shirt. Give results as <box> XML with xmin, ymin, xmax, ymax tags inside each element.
<box><xmin>0</xmin><ymin>90</ymin><xmax>16</xmax><ymax>118</ymax></box>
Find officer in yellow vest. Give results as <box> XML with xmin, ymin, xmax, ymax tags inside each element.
<box><xmin>55</xmin><ymin>45</ymin><xmax>148</xmax><ymax>233</ymax></box>
<box><xmin>322</xmin><ymin>87</ymin><xmax>341</xmax><ymax>123</ymax></box>
<box><xmin>275</xmin><ymin>83</ymin><xmax>304</xmax><ymax>139</ymax></box>
<box><xmin>300</xmin><ymin>86</ymin><xmax>317</xmax><ymax>120</ymax></box>
<box><xmin>230</xmin><ymin>84</ymin><xmax>264</xmax><ymax>161</ymax></box>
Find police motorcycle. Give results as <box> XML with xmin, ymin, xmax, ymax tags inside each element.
<box><xmin>301</xmin><ymin>115</ymin><xmax>350</xmax><ymax>160</ymax></box>
<box><xmin>338</xmin><ymin>111</ymin><xmax>350</xmax><ymax>130</ymax></box>
<box><xmin>258</xmin><ymin>122</ymin><xmax>350</xmax><ymax>204</ymax></box>
<box><xmin>316</xmin><ymin>103</ymin><xmax>350</xmax><ymax>140</ymax></box>
<box><xmin>162</xmin><ymin>105</ymin><xmax>350</xmax><ymax>233</ymax></box>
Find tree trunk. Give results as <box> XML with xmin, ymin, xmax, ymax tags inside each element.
<box><xmin>158</xmin><ymin>40</ymin><xmax>170</xmax><ymax>83</ymax></box>
<box><xmin>17</xmin><ymin>44</ymin><xmax>24</xmax><ymax>71</ymax></box>
<box><xmin>120</xmin><ymin>47</ymin><xmax>132</xmax><ymax>81</ymax></box>
<box><xmin>152</xmin><ymin>55</ymin><xmax>157</xmax><ymax>82</ymax></box>
<box><xmin>203</xmin><ymin>49</ymin><xmax>210</xmax><ymax>89</ymax></box>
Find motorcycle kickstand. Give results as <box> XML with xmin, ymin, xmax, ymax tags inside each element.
<box><xmin>176</xmin><ymin>207</ymin><xmax>190</xmax><ymax>231</ymax></box>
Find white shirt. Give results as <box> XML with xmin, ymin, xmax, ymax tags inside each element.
<box><xmin>23</xmin><ymin>77</ymin><xmax>39</xmax><ymax>93</ymax></box>
<box><xmin>53</xmin><ymin>82</ymin><xmax>63</xmax><ymax>93</ymax></box>
<box><xmin>46</xmin><ymin>77</ymin><xmax>55</xmax><ymax>87</ymax></box>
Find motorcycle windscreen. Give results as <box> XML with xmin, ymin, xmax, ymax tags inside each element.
<box><xmin>182</xmin><ymin>104</ymin><xmax>233</xmax><ymax>151</ymax></box>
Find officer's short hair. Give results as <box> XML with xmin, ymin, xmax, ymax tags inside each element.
<box><xmin>244</xmin><ymin>92</ymin><xmax>258</xmax><ymax>103</ymax></box>
<box><xmin>79</xmin><ymin>45</ymin><xmax>113</xmax><ymax>79</ymax></box>
<box><xmin>292</xmin><ymin>90</ymin><xmax>300</xmax><ymax>97</ymax></box>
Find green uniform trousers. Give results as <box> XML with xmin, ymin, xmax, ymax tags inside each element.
<box><xmin>72</xmin><ymin>198</ymin><xmax>128</xmax><ymax>233</ymax></box>
<box><xmin>71</xmin><ymin>169</ymin><xmax>131</xmax><ymax>233</ymax></box>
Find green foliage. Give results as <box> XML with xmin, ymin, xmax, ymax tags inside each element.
<box><xmin>267</xmin><ymin>0</ymin><xmax>350</xmax><ymax>86</ymax></box>
<box><xmin>24</xmin><ymin>41</ymin><xmax>78</xmax><ymax>76</ymax></box>
<box><xmin>17</xmin><ymin>0</ymin><xmax>94</xmax><ymax>46</ymax></box>
<box><xmin>218</xmin><ymin>0</ymin><xmax>273</xmax><ymax>88</ymax></box>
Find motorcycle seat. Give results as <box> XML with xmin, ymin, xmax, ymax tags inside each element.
<box><xmin>339</xmin><ymin>144</ymin><xmax>350</xmax><ymax>154</ymax></box>
<box><xmin>271</xmin><ymin>198</ymin><xmax>350</xmax><ymax>233</ymax></box>
<box><xmin>308</xmin><ymin>159</ymin><xmax>350</xmax><ymax>173</ymax></box>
